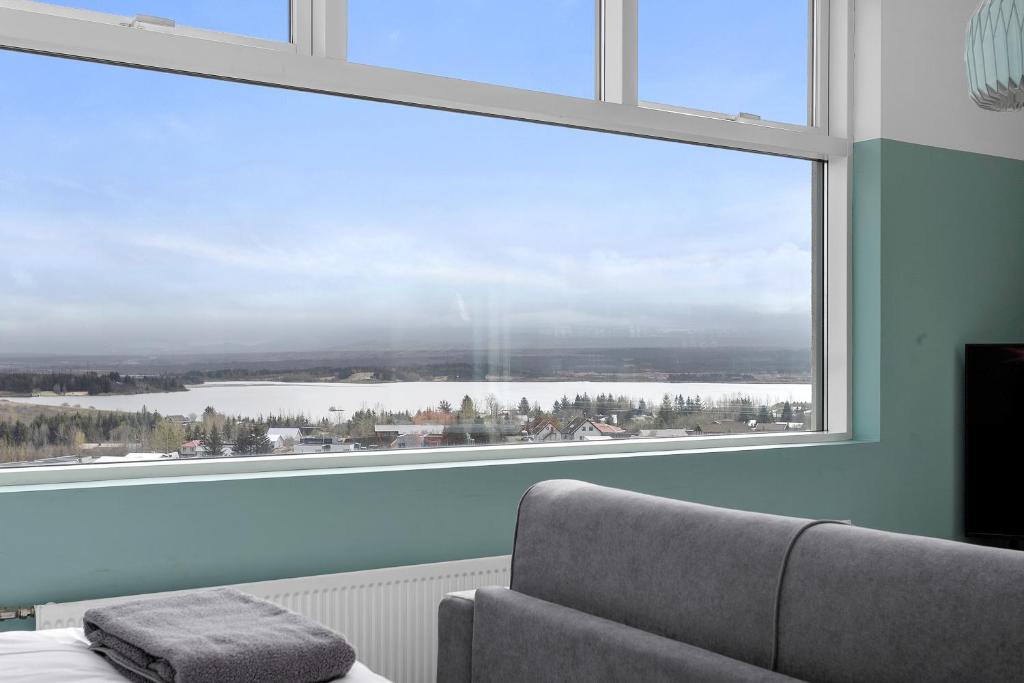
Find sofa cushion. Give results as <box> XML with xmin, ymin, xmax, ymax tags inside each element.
<box><xmin>472</xmin><ymin>587</ymin><xmax>803</xmax><ymax>683</ymax></box>
<box><xmin>510</xmin><ymin>480</ymin><xmax>815</xmax><ymax>669</ymax></box>
<box><xmin>776</xmin><ymin>523</ymin><xmax>1024</xmax><ymax>682</ymax></box>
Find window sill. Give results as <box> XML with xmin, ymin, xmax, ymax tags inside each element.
<box><xmin>0</xmin><ymin>431</ymin><xmax>859</xmax><ymax>490</ymax></box>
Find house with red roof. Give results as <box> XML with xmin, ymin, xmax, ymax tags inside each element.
<box><xmin>564</xmin><ymin>418</ymin><xmax>629</xmax><ymax>441</ymax></box>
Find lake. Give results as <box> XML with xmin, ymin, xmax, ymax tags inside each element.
<box><xmin>11</xmin><ymin>380</ymin><xmax>812</xmax><ymax>420</ymax></box>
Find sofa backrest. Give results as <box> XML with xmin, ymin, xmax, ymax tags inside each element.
<box><xmin>510</xmin><ymin>480</ymin><xmax>818</xmax><ymax>670</ymax></box>
<box><xmin>776</xmin><ymin>523</ymin><xmax>1024</xmax><ymax>683</ymax></box>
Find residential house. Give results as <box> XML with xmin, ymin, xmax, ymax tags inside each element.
<box><xmin>564</xmin><ymin>418</ymin><xmax>629</xmax><ymax>441</ymax></box>
<box><xmin>529</xmin><ymin>418</ymin><xmax>562</xmax><ymax>442</ymax></box>
<box><xmin>374</xmin><ymin>424</ymin><xmax>445</xmax><ymax>448</ymax></box>
<box><xmin>178</xmin><ymin>440</ymin><xmax>206</xmax><ymax>458</ymax></box>
<box><xmin>266</xmin><ymin>427</ymin><xmax>303</xmax><ymax>450</ymax></box>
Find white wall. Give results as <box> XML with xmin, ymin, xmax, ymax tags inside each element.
<box><xmin>854</xmin><ymin>0</ymin><xmax>1024</xmax><ymax>160</ymax></box>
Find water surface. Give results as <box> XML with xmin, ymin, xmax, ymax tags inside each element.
<box><xmin>12</xmin><ymin>380</ymin><xmax>812</xmax><ymax>420</ymax></box>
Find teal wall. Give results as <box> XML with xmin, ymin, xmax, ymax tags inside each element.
<box><xmin>2</xmin><ymin>139</ymin><xmax>1023</xmax><ymax>630</ymax></box>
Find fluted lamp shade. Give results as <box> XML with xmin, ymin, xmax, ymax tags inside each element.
<box><xmin>966</xmin><ymin>0</ymin><xmax>1024</xmax><ymax>110</ymax></box>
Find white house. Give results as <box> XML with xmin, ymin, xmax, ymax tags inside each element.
<box><xmin>266</xmin><ymin>427</ymin><xmax>303</xmax><ymax>450</ymax></box>
<box><xmin>530</xmin><ymin>420</ymin><xmax>562</xmax><ymax>442</ymax></box>
<box><xmin>567</xmin><ymin>419</ymin><xmax>628</xmax><ymax>441</ymax></box>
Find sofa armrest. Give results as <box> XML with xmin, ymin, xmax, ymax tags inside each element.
<box><xmin>437</xmin><ymin>590</ymin><xmax>477</xmax><ymax>683</ymax></box>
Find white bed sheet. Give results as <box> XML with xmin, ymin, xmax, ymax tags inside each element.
<box><xmin>0</xmin><ymin>627</ymin><xmax>390</xmax><ymax>683</ymax></box>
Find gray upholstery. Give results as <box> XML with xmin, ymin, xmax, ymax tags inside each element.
<box><xmin>436</xmin><ymin>591</ymin><xmax>475</xmax><ymax>683</ymax></box>
<box><xmin>511</xmin><ymin>479</ymin><xmax>812</xmax><ymax>669</ymax></box>
<box><xmin>471</xmin><ymin>587</ymin><xmax>801</xmax><ymax>683</ymax></box>
<box><xmin>777</xmin><ymin>523</ymin><xmax>1024</xmax><ymax>683</ymax></box>
<box><xmin>437</xmin><ymin>479</ymin><xmax>1024</xmax><ymax>682</ymax></box>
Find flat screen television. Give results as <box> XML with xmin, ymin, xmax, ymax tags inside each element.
<box><xmin>965</xmin><ymin>344</ymin><xmax>1024</xmax><ymax>539</ymax></box>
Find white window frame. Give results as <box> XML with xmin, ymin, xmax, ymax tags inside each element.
<box><xmin>0</xmin><ymin>0</ymin><xmax>853</xmax><ymax>487</ymax></box>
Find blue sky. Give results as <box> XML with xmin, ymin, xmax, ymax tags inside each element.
<box><xmin>0</xmin><ymin>1</ymin><xmax>812</xmax><ymax>356</ymax></box>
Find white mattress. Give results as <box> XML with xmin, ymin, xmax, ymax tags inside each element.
<box><xmin>0</xmin><ymin>628</ymin><xmax>389</xmax><ymax>683</ymax></box>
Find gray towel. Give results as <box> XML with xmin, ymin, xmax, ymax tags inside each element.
<box><xmin>83</xmin><ymin>587</ymin><xmax>356</xmax><ymax>683</ymax></box>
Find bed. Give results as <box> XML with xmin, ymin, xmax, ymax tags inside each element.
<box><xmin>0</xmin><ymin>627</ymin><xmax>390</xmax><ymax>683</ymax></box>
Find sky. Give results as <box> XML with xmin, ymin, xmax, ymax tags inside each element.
<box><xmin>0</xmin><ymin>1</ymin><xmax>813</xmax><ymax>357</ymax></box>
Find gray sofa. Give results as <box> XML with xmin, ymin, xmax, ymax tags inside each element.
<box><xmin>437</xmin><ymin>480</ymin><xmax>1024</xmax><ymax>682</ymax></box>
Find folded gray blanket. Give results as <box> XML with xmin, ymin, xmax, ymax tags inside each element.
<box><xmin>83</xmin><ymin>587</ymin><xmax>356</xmax><ymax>683</ymax></box>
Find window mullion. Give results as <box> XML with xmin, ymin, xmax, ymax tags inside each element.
<box><xmin>597</xmin><ymin>0</ymin><xmax>637</xmax><ymax>105</ymax></box>
<box><xmin>312</xmin><ymin>0</ymin><xmax>345</xmax><ymax>60</ymax></box>
<box><xmin>811</xmin><ymin>161</ymin><xmax>825</xmax><ymax>431</ymax></box>
<box><xmin>811</xmin><ymin>0</ymin><xmax>830</xmax><ymax>130</ymax></box>
<box><xmin>292</xmin><ymin>0</ymin><xmax>313</xmax><ymax>56</ymax></box>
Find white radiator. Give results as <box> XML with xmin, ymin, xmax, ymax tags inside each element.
<box><xmin>34</xmin><ymin>555</ymin><xmax>512</xmax><ymax>683</ymax></box>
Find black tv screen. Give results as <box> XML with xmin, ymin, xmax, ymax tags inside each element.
<box><xmin>965</xmin><ymin>344</ymin><xmax>1024</xmax><ymax>538</ymax></box>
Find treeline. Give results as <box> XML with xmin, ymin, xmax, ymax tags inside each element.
<box><xmin>0</xmin><ymin>408</ymin><xmax>163</xmax><ymax>463</ymax></box>
<box><xmin>182</xmin><ymin>362</ymin><xmax>483</xmax><ymax>383</ymax></box>
<box><xmin>182</xmin><ymin>367</ymin><xmax>360</xmax><ymax>383</ymax></box>
<box><xmin>0</xmin><ymin>372</ymin><xmax>185</xmax><ymax>396</ymax></box>
<box><xmin>0</xmin><ymin>405</ymin><xmax>325</xmax><ymax>463</ymax></box>
<box><xmin>343</xmin><ymin>392</ymin><xmax>809</xmax><ymax>437</ymax></box>
<box><xmin>344</xmin><ymin>408</ymin><xmax>415</xmax><ymax>439</ymax></box>
<box><xmin>539</xmin><ymin>392</ymin><xmax>809</xmax><ymax>431</ymax></box>
<box><xmin>1</xmin><ymin>390</ymin><xmax>812</xmax><ymax>466</ymax></box>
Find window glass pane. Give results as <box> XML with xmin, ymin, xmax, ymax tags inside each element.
<box><xmin>36</xmin><ymin>1</ymin><xmax>289</xmax><ymax>42</ymax></box>
<box><xmin>0</xmin><ymin>50</ymin><xmax>815</xmax><ymax>469</ymax></box>
<box><xmin>348</xmin><ymin>0</ymin><xmax>594</xmax><ymax>98</ymax></box>
<box><xmin>639</xmin><ymin>0</ymin><xmax>810</xmax><ymax>124</ymax></box>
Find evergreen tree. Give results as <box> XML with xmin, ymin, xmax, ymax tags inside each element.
<box><xmin>203</xmin><ymin>424</ymin><xmax>225</xmax><ymax>456</ymax></box>
<box><xmin>250</xmin><ymin>426</ymin><xmax>273</xmax><ymax>454</ymax></box>
<box><xmin>233</xmin><ymin>424</ymin><xmax>272</xmax><ymax>455</ymax></box>
<box><xmin>517</xmin><ymin>397</ymin><xmax>530</xmax><ymax>415</ymax></box>
<box><xmin>459</xmin><ymin>395</ymin><xmax>476</xmax><ymax>420</ymax></box>
<box><xmin>756</xmin><ymin>405</ymin><xmax>772</xmax><ymax>424</ymax></box>
<box><xmin>658</xmin><ymin>394</ymin><xmax>675</xmax><ymax>425</ymax></box>
<box><xmin>737</xmin><ymin>398</ymin><xmax>756</xmax><ymax>423</ymax></box>
<box><xmin>781</xmin><ymin>401</ymin><xmax>794</xmax><ymax>422</ymax></box>
<box><xmin>234</xmin><ymin>425</ymin><xmax>255</xmax><ymax>454</ymax></box>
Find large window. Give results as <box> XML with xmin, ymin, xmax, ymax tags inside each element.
<box><xmin>639</xmin><ymin>0</ymin><xmax>812</xmax><ymax>124</ymax></box>
<box><xmin>348</xmin><ymin>0</ymin><xmax>594</xmax><ymax>98</ymax></box>
<box><xmin>37</xmin><ymin>0</ymin><xmax>290</xmax><ymax>41</ymax></box>
<box><xmin>0</xmin><ymin>0</ymin><xmax>849</xmax><ymax>480</ymax></box>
